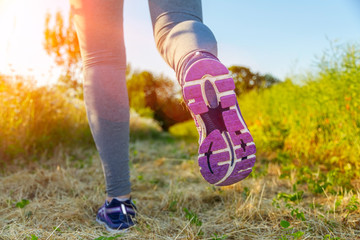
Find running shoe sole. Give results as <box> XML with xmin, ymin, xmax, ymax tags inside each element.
<box><xmin>183</xmin><ymin>58</ymin><xmax>256</xmax><ymax>186</ymax></box>
<box><xmin>96</xmin><ymin>217</ymin><xmax>129</xmax><ymax>233</ymax></box>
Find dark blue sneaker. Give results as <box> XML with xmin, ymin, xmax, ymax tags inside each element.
<box><xmin>96</xmin><ymin>198</ymin><xmax>137</xmax><ymax>232</ymax></box>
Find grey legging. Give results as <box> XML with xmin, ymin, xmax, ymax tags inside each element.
<box><xmin>70</xmin><ymin>0</ymin><xmax>218</xmax><ymax>196</ymax></box>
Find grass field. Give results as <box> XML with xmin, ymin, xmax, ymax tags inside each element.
<box><xmin>1</xmin><ymin>135</ymin><xmax>359</xmax><ymax>240</ymax></box>
<box><xmin>1</xmin><ymin>44</ymin><xmax>360</xmax><ymax>239</ymax></box>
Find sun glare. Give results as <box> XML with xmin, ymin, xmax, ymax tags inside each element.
<box><xmin>0</xmin><ymin>0</ymin><xmax>69</xmax><ymax>85</ymax></box>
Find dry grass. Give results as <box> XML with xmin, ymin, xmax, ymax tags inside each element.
<box><xmin>1</xmin><ymin>139</ymin><xmax>360</xmax><ymax>240</ymax></box>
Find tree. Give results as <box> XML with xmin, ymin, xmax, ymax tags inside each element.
<box><xmin>228</xmin><ymin>66</ymin><xmax>280</xmax><ymax>95</ymax></box>
<box><xmin>43</xmin><ymin>11</ymin><xmax>82</xmax><ymax>94</ymax></box>
<box><xmin>127</xmin><ymin>71</ymin><xmax>191</xmax><ymax>130</ymax></box>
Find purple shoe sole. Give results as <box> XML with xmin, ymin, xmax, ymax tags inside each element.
<box><xmin>183</xmin><ymin>58</ymin><xmax>256</xmax><ymax>186</ymax></box>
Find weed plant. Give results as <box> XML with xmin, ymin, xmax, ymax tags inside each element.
<box><xmin>0</xmin><ymin>77</ymin><xmax>92</xmax><ymax>165</ymax></box>
<box><xmin>240</xmin><ymin>43</ymin><xmax>360</xmax><ymax>190</ymax></box>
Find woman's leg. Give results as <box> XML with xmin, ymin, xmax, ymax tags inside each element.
<box><xmin>148</xmin><ymin>0</ymin><xmax>217</xmax><ymax>80</ymax></box>
<box><xmin>149</xmin><ymin>0</ymin><xmax>256</xmax><ymax>186</ymax></box>
<box><xmin>70</xmin><ymin>0</ymin><xmax>131</xmax><ymax>198</ymax></box>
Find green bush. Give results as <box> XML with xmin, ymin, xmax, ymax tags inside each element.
<box><xmin>169</xmin><ymin>119</ymin><xmax>198</xmax><ymax>140</ymax></box>
<box><xmin>239</xmin><ymin>43</ymin><xmax>360</xmax><ymax>179</ymax></box>
<box><xmin>129</xmin><ymin>109</ymin><xmax>163</xmax><ymax>140</ymax></box>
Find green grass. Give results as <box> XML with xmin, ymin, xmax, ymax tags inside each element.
<box><xmin>0</xmin><ymin>77</ymin><xmax>92</xmax><ymax>164</ymax></box>
<box><xmin>240</xmin><ymin>43</ymin><xmax>360</xmax><ymax>190</ymax></box>
<box><xmin>0</xmin><ymin>77</ymin><xmax>164</xmax><ymax>166</ymax></box>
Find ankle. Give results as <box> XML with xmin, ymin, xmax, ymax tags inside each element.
<box><xmin>177</xmin><ymin>51</ymin><xmax>219</xmax><ymax>86</ymax></box>
<box><xmin>107</xmin><ymin>194</ymin><xmax>131</xmax><ymax>203</ymax></box>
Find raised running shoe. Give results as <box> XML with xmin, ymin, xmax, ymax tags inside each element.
<box><xmin>181</xmin><ymin>52</ymin><xmax>256</xmax><ymax>186</ymax></box>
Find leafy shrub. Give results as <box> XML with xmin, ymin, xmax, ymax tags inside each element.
<box><xmin>240</xmin><ymin>43</ymin><xmax>360</xmax><ymax>185</ymax></box>
<box><xmin>129</xmin><ymin>109</ymin><xmax>162</xmax><ymax>140</ymax></box>
<box><xmin>168</xmin><ymin>119</ymin><xmax>198</xmax><ymax>140</ymax></box>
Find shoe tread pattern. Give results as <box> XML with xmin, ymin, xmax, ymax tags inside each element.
<box><xmin>183</xmin><ymin>59</ymin><xmax>256</xmax><ymax>186</ymax></box>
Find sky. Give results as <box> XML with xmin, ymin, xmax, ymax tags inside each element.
<box><xmin>1</xmin><ymin>0</ymin><xmax>360</xmax><ymax>85</ymax></box>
